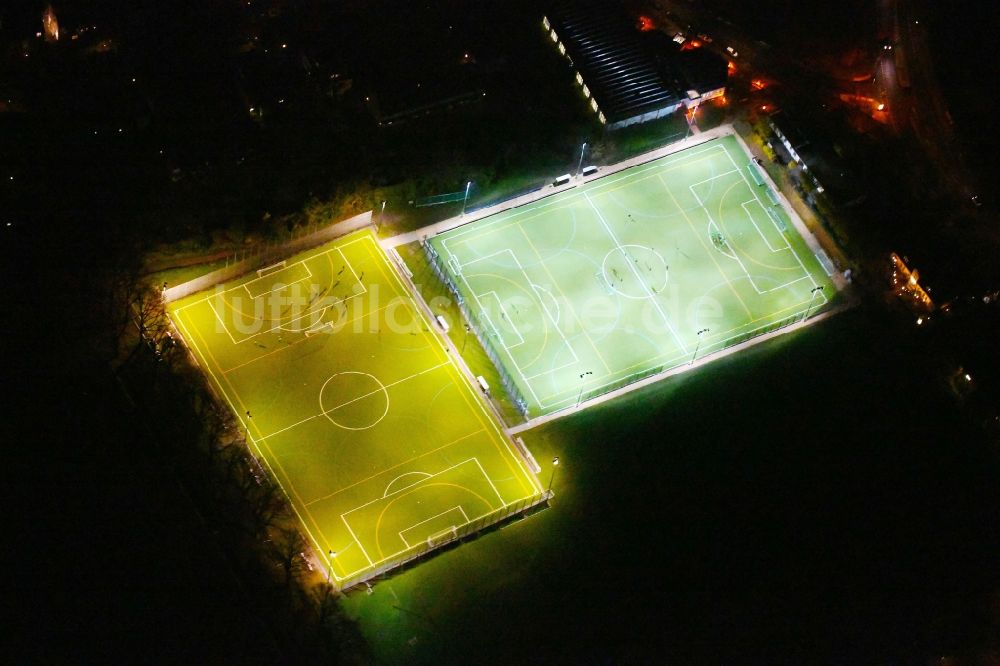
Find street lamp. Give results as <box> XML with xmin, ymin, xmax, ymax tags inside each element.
<box><xmin>691</xmin><ymin>328</ymin><xmax>710</xmax><ymax>365</ymax></box>
<box><xmin>460</xmin><ymin>180</ymin><xmax>473</xmax><ymax>216</ymax></box>
<box><xmin>576</xmin><ymin>141</ymin><xmax>587</xmax><ymax>177</ymax></box>
<box><xmin>576</xmin><ymin>370</ymin><xmax>593</xmax><ymax>406</ymax></box>
<box><xmin>805</xmin><ymin>285</ymin><xmax>824</xmax><ymax>319</ymax></box>
<box><xmin>547</xmin><ymin>457</ymin><xmax>559</xmax><ymax>494</ymax></box>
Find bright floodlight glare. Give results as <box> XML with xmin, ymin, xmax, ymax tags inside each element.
<box><xmin>552</xmin><ymin>457</ymin><xmax>559</xmax><ymax>466</ymax></box>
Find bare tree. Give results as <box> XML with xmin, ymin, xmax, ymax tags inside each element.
<box><xmin>270</xmin><ymin>527</ymin><xmax>308</xmax><ymax>588</ymax></box>
<box><xmin>247</xmin><ymin>480</ymin><xmax>286</xmax><ymax>534</ymax></box>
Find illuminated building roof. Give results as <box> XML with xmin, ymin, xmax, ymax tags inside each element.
<box><xmin>546</xmin><ymin>0</ymin><xmax>682</xmax><ymax>124</ymax></box>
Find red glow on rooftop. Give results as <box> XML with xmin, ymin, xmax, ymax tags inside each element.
<box><xmin>637</xmin><ymin>16</ymin><xmax>656</xmax><ymax>32</ymax></box>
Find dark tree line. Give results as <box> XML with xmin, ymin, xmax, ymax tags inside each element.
<box><xmin>109</xmin><ymin>261</ymin><xmax>371</xmax><ymax>663</ymax></box>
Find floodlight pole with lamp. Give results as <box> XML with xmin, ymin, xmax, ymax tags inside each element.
<box><xmin>327</xmin><ymin>550</ymin><xmax>337</xmax><ymax>584</ymax></box>
<box><xmin>460</xmin><ymin>180</ymin><xmax>472</xmax><ymax>216</ymax></box>
<box><xmin>547</xmin><ymin>457</ymin><xmax>560</xmax><ymax>494</ymax></box>
<box><xmin>576</xmin><ymin>141</ymin><xmax>587</xmax><ymax>178</ymax></box>
<box><xmin>377</xmin><ymin>200</ymin><xmax>386</xmax><ymax>232</ymax></box>
<box><xmin>691</xmin><ymin>328</ymin><xmax>710</xmax><ymax>365</ymax></box>
<box><xmin>805</xmin><ymin>285</ymin><xmax>824</xmax><ymax>319</ymax></box>
<box><xmin>576</xmin><ymin>370</ymin><xmax>593</xmax><ymax>407</ymax></box>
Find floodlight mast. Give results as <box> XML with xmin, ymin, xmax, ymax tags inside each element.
<box><xmin>576</xmin><ymin>142</ymin><xmax>587</xmax><ymax>178</ymax></box>
<box><xmin>460</xmin><ymin>180</ymin><xmax>472</xmax><ymax>216</ymax></box>
<box><xmin>576</xmin><ymin>370</ymin><xmax>593</xmax><ymax>406</ymax></box>
<box><xmin>805</xmin><ymin>285</ymin><xmax>824</xmax><ymax>319</ymax></box>
<box><xmin>691</xmin><ymin>328</ymin><xmax>710</xmax><ymax>365</ymax></box>
<box><xmin>547</xmin><ymin>457</ymin><xmax>560</xmax><ymax>494</ymax></box>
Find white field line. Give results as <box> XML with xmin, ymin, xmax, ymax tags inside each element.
<box><xmin>341</xmin><ymin>458</ymin><xmax>485</xmax><ymax>517</ymax></box>
<box><xmin>398</xmin><ymin>506</ymin><xmax>469</xmax><ymax>548</ymax></box>
<box><xmin>382</xmin><ymin>124</ymin><xmax>742</xmax><ymax>248</ymax></box>
<box><xmin>449</xmin><ymin>246</ymin><xmax>580</xmax><ymax>405</ymax></box>
<box><xmin>173</xmin><ymin>235</ymin><xmax>379</xmax><ymax>315</ymax></box>
<box><xmin>357</xmin><ymin>234</ymin><xmax>544</xmax><ymax>496</ymax></box>
<box><xmin>437</xmin><ymin>144</ymin><xmax>730</xmax><ymax>249</ymax></box>
<box><xmin>462</xmin><ymin>248</ymin><xmax>571</xmax><ymax>342</ymax></box>
<box><xmin>170</xmin><ymin>309</ymin><xmax>333</xmax><ymax>586</ymax></box>
<box><xmin>534</xmin><ymin>266</ymin><xmax>824</xmax><ymax>410</ymax></box>
<box><xmin>509</xmin><ymin>298</ymin><xmax>855</xmax><ymax>433</ymax></box>
<box><xmin>202</xmin><ymin>250</ymin><xmax>365</xmax><ymax>345</ymax></box>
<box><xmin>173</xmin><ymin>231</ymin><xmax>543</xmax><ymax>587</ymax></box>
<box><xmin>726</xmin><ymin>130</ymin><xmax>845</xmax><ymax>291</ymax></box>
<box><xmin>340</xmin><ymin>515</ymin><xmax>374</xmax><ymax>566</ymax></box>
<box><xmin>707</xmin><ymin>219</ymin><xmax>738</xmax><ymax>260</ymax></box>
<box><xmin>479</xmin><ymin>291</ymin><xmax>526</xmax><ymax>347</ymax></box>
<box><xmin>339</xmin><ymin>457</ymin><xmax>503</xmax><ymax>566</ymax></box>
<box><xmin>474</xmin><ymin>456</ymin><xmax>508</xmax><ymax>507</ymax></box>
<box><xmin>720</xmin><ymin>142</ymin><xmax>825</xmax><ymax>298</ymax></box>
<box><xmin>689</xmin><ymin>168</ymin><xmax>739</xmax><ymax>190</ymax></box>
<box><xmin>243</xmin><ymin>262</ymin><xmax>313</xmax><ymax>300</ymax></box>
<box><xmin>254</xmin><ymin>361</ymin><xmax>450</xmax><ymax>443</ymax></box>
<box><xmin>740</xmin><ymin>199</ymin><xmax>791</xmax><ymax>253</ymax></box>
<box><xmin>584</xmin><ymin>191</ymin><xmax>688</xmax><ymax>354</ymax></box>
<box><xmin>176</xmin><ymin>247</ymin><xmax>334</xmax><ymax>312</ymax></box>
<box><xmin>436</xmin><ymin>148</ymin><xmax>747</xmax><ymax>409</ymax></box>
<box><xmin>691</xmin><ymin>186</ymin><xmax>806</xmax><ymax>296</ymax></box>
<box><xmin>382</xmin><ymin>471</ymin><xmax>432</xmax><ymax>498</ymax></box>
<box><xmin>458</xmin><ymin>270</ymin><xmax>543</xmax><ymax>408</ymax></box>
<box><xmin>532</xmin><ymin>283</ymin><xmax>561</xmax><ymax>326</ymax></box>
<box><xmin>304</xmin><ymin>428</ymin><xmax>486</xmax><ymax>508</ymax></box>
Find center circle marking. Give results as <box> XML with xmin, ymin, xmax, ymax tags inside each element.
<box><xmin>601</xmin><ymin>245</ymin><xmax>669</xmax><ymax>299</ymax></box>
<box><xmin>318</xmin><ymin>371</ymin><xmax>389</xmax><ymax>430</ymax></box>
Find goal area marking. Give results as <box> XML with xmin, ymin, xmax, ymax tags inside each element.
<box><xmin>431</xmin><ymin>136</ymin><xmax>833</xmax><ymax>413</ymax></box>
<box><xmin>337</xmin><ymin>457</ymin><xmax>506</xmax><ymax>575</ymax></box>
<box><xmin>196</xmin><ymin>248</ymin><xmax>367</xmax><ymax>345</ymax></box>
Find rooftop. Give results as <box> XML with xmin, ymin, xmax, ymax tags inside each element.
<box><xmin>546</xmin><ymin>0</ymin><xmax>682</xmax><ymax>123</ymax></box>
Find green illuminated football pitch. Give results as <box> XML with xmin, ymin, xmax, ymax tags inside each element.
<box><xmin>168</xmin><ymin>230</ymin><xmax>543</xmax><ymax>586</ymax></box>
<box><xmin>429</xmin><ymin>134</ymin><xmax>838</xmax><ymax>417</ymax></box>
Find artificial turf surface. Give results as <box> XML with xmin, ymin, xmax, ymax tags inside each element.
<box><xmin>168</xmin><ymin>230</ymin><xmax>542</xmax><ymax>586</ymax></box>
<box><xmin>429</xmin><ymin>134</ymin><xmax>837</xmax><ymax>416</ymax></box>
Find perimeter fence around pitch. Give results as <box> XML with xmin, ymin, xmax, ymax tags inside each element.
<box><xmin>422</xmin><ymin>240</ymin><xmax>531</xmax><ymax>422</ymax></box>
<box><xmin>577</xmin><ymin>307</ymin><xmax>821</xmax><ymax>406</ymax></box>
<box><xmin>339</xmin><ymin>489</ymin><xmax>551</xmax><ymax>591</ymax></box>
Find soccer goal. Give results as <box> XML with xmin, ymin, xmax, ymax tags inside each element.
<box><xmin>257</xmin><ymin>260</ymin><xmax>287</xmax><ymax>278</ymax></box>
<box><xmin>426</xmin><ymin>525</ymin><xmax>459</xmax><ymax>548</ymax></box>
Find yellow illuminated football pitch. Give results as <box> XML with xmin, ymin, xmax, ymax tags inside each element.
<box><xmin>168</xmin><ymin>230</ymin><xmax>543</xmax><ymax>586</ymax></box>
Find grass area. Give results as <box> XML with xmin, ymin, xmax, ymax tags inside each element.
<box><xmin>146</xmin><ymin>259</ymin><xmax>230</xmax><ymax>291</ymax></box>
<box><xmin>167</xmin><ymin>230</ymin><xmax>543</xmax><ymax>586</ymax></box>
<box><xmin>428</xmin><ymin>134</ymin><xmax>838</xmax><ymax>417</ymax></box>
<box><xmin>339</xmin><ymin>306</ymin><xmax>1000</xmax><ymax>663</ymax></box>
<box><xmin>397</xmin><ymin>243</ymin><xmax>524</xmax><ymax>425</ymax></box>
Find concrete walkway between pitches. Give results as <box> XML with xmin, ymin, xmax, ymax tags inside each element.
<box><xmin>380</xmin><ymin>124</ymin><xmax>736</xmax><ymax>251</ymax></box>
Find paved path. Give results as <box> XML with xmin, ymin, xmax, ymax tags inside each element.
<box><xmin>380</xmin><ymin>124</ymin><xmax>735</xmax><ymax>250</ymax></box>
